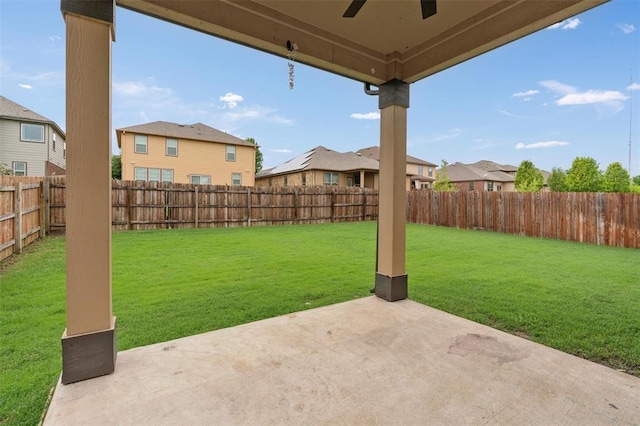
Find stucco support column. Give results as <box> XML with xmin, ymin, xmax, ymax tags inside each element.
<box><xmin>61</xmin><ymin>0</ymin><xmax>116</xmax><ymax>384</ymax></box>
<box><xmin>375</xmin><ymin>79</ymin><xmax>409</xmax><ymax>301</ymax></box>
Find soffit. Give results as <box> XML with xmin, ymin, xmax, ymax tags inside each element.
<box><xmin>116</xmin><ymin>0</ymin><xmax>607</xmax><ymax>85</ymax></box>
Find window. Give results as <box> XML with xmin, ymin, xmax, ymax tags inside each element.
<box><xmin>134</xmin><ymin>167</ymin><xmax>173</xmax><ymax>183</ymax></box>
<box><xmin>165</xmin><ymin>138</ymin><xmax>178</xmax><ymax>156</ymax></box>
<box><xmin>226</xmin><ymin>145</ymin><xmax>236</xmax><ymax>161</ymax></box>
<box><xmin>21</xmin><ymin>123</ymin><xmax>44</xmax><ymax>142</ymax></box>
<box><xmin>283</xmin><ymin>176</ymin><xmax>288</xmax><ymax>186</ymax></box>
<box><xmin>302</xmin><ymin>173</ymin><xmax>307</xmax><ymax>186</ymax></box>
<box><xmin>269</xmin><ymin>178</ymin><xmax>273</xmax><ymax>187</ymax></box>
<box><xmin>134</xmin><ymin>135</ymin><xmax>148</xmax><ymax>154</ymax></box>
<box><xmin>63</xmin><ymin>142</ymin><xmax>66</xmax><ymax>159</ymax></box>
<box><xmin>468</xmin><ymin>182</ymin><xmax>474</xmax><ymax>191</ymax></box>
<box><xmin>162</xmin><ymin>170</ymin><xmax>173</xmax><ymax>183</ymax></box>
<box><xmin>191</xmin><ymin>175</ymin><xmax>211</xmax><ymax>185</ymax></box>
<box><xmin>428</xmin><ymin>167</ymin><xmax>434</xmax><ymax>177</ymax></box>
<box><xmin>231</xmin><ymin>173</ymin><xmax>242</xmax><ymax>186</ymax></box>
<box><xmin>13</xmin><ymin>161</ymin><xmax>27</xmax><ymax>176</ymax></box>
<box><xmin>497</xmin><ymin>185</ymin><xmax>503</xmax><ymax>192</ymax></box>
<box><xmin>52</xmin><ymin>134</ymin><xmax>56</xmax><ymax>151</ymax></box>
<box><xmin>418</xmin><ymin>165</ymin><xmax>424</xmax><ymax>176</ymax></box>
<box><xmin>487</xmin><ymin>182</ymin><xmax>494</xmax><ymax>192</ymax></box>
<box><xmin>324</xmin><ymin>172</ymin><xmax>339</xmax><ymax>186</ymax></box>
<box><xmin>148</xmin><ymin>168</ymin><xmax>161</xmax><ymax>182</ymax></box>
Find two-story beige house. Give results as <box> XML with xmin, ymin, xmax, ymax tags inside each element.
<box><xmin>0</xmin><ymin>96</ymin><xmax>66</xmax><ymax>176</ymax></box>
<box><xmin>116</xmin><ymin>121</ymin><xmax>256</xmax><ymax>185</ymax></box>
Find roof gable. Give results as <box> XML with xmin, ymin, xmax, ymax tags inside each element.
<box><xmin>257</xmin><ymin>145</ymin><xmax>380</xmax><ymax>177</ymax></box>
<box><xmin>116</xmin><ymin>121</ymin><xmax>253</xmax><ymax>147</ymax></box>
<box><xmin>0</xmin><ymin>96</ymin><xmax>66</xmax><ymax>137</ymax></box>
<box><xmin>356</xmin><ymin>146</ymin><xmax>436</xmax><ymax>166</ymax></box>
<box><xmin>441</xmin><ymin>162</ymin><xmax>514</xmax><ymax>183</ymax></box>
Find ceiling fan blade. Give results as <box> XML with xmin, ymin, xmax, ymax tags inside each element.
<box><xmin>421</xmin><ymin>0</ymin><xmax>437</xmax><ymax>19</ymax></box>
<box><xmin>343</xmin><ymin>0</ymin><xmax>367</xmax><ymax>18</ymax></box>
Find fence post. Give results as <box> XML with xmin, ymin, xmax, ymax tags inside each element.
<box><xmin>293</xmin><ymin>188</ymin><xmax>298</xmax><ymax>224</ymax></box>
<box><xmin>362</xmin><ymin>189</ymin><xmax>367</xmax><ymax>221</ymax></box>
<box><xmin>195</xmin><ymin>186</ymin><xmax>199</xmax><ymax>228</ymax></box>
<box><xmin>39</xmin><ymin>181</ymin><xmax>46</xmax><ymax>237</ymax></box>
<box><xmin>247</xmin><ymin>187</ymin><xmax>252</xmax><ymax>227</ymax></box>
<box><xmin>330</xmin><ymin>189</ymin><xmax>336</xmax><ymax>223</ymax></box>
<box><xmin>14</xmin><ymin>182</ymin><xmax>23</xmax><ymax>253</ymax></box>
<box><xmin>127</xmin><ymin>184</ymin><xmax>133</xmax><ymax>231</ymax></box>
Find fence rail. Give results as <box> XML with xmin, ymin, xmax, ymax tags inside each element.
<box><xmin>1</xmin><ymin>175</ymin><xmax>638</xmax><ymax>262</ymax></box>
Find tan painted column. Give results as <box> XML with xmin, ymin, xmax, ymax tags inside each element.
<box><xmin>375</xmin><ymin>80</ymin><xmax>409</xmax><ymax>301</ymax></box>
<box><xmin>360</xmin><ymin>170</ymin><xmax>365</xmax><ymax>188</ymax></box>
<box><xmin>61</xmin><ymin>0</ymin><xmax>116</xmax><ymax>384</ymax></box>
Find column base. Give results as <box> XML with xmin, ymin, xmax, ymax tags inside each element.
<box><xmin>61</xmin><ymin>318</ymin><xmax>117</xmax><ymax>384</ymax></box>
<box><xmin>375</xmin><ymin>273</ymin><xmax>408</xmax><ymax>301</ymax></box>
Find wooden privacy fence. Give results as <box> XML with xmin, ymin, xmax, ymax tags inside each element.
<box><xmin>50</xmin><ymin>179</ymin><xmax>379</xmax><ymax>231</ymax></box>
<box><xmin>407</xmin><ymin>191</ymin><xmax>640</xmax><ymax>248</ymax></box>
<box><xmin>0</xmin><ymin>176</ymin><xmax>50</xmax><ymax>261</ymax></box>
<box><xmin>2</xmin><ymin>175</ymin><xmax>639</xmax><ymax>261</ymax></box>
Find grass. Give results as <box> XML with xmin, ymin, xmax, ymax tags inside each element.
<box><xmin>1</xmin><ymin>222</ymin><xmax>639</xmax><ymax>425</ymax></box>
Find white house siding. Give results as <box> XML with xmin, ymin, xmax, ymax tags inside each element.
<box><xmin>0</xmin><ymin>118</ymin><xmax>48</xmax><ymax>176</ymax></box>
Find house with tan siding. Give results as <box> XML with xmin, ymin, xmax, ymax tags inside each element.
<box><xmin>255</xmin><ymin>146</ymin><xmax>380</xmax><ymax>188</ymax></box>
<box><xmin>116</xmin><ymin>121</ymin><xmax>256</xmax><ymax>185</ymax></box>
<box><xmin>255</xmin><ymin>145</ymin><xmax>437</xmax><ymax>190</ymax></box>
<box><xmin>356</xmin><ymin>146</ymin><xmax>437</xmax><ymax>190</ymax></box>
<box><xmin>0</xmin><ymin>96</ymin><xmax>66</xmax><ymax>176</ymax></box>
<box><xmin>437</xmin><ymin>161</ymin><xmax>516</xmax><ymax>192</ymax></box>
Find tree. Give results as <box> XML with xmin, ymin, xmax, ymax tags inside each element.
<box><xmin>547</xmin><ymin>167</ymin><xmax>568</xmax><ymax>192</ymax></box>
<box><xmin>433</xmin><ymin>160</ymin><xmax>457</xmax><ymax>191</ymax></box>
<box><xmin>601</xmin><ymin>162</ymin><xmax>630</xmax><ymax>193</ymax></box>
<box><xmin>0</xmin><ymin>163</ymin><xmax>11</xmax><ymax>175</ymax></box>
<box><xmin>111</xmin><ymin>155</ymin><xmax>122</xmax><ymax>179</ymax></box>
<box><xmin>245</xmin><ymin>137</ymin><xmax>263</xmax><ymax>173</ymax></box>
<box><xmin>565</xmin><ymin>157</ymin><xmax>602</xmax><ymax>192</ymax></box>
<box><xmin>632</xmin><ymin>175</ymin><xmax>640</xmax><ymax>186</ymax></box>
<box><xmin>514</xmin><ymin>160</ymin><xmax>544</xmax><ymax>192</ymax></box>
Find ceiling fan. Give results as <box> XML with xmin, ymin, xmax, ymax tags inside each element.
<box><xmin>342</xmin><ymin>0</ymin><xmax>437</xmax><ymax>20</ymax></box>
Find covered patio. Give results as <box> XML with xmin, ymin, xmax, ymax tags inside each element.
<box><xmin>48</xmin><ymin>0</ymin><xmax>640</xmax><ymax>423</ymax></box>
<box><xmin>45</xmin><ymin>297</ymin><xmax>640</xmax><ymax>424</ymax></box>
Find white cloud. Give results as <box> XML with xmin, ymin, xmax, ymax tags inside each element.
<box><xmin>539</xmin><ymin>80</ymin><xmax>627</xmax><ymax>110</ymax></box>
<box><xmin>426</xmin><ymin>129</ymin><xmax>462</xmax><ymax>143</ymax></box>
<box><xmin>49</xmin><ymin>35</ymin><xmax>61</xmax><ymax>42</ymax></box>
<box><xmin>350</xmin><ymin>112</ymin><xmax>380</xmax><ymax>120</ymax></box>
<box><xmin>515</xmin><ymin>141</ymin><xmax>570</xmax><ymax>149</ymax></box>
<box><xmin>539</xmin><ymin>80</ymin><xmax>576</xmax><ymax>95</ymax></box>
<box><xmin>616</xmin><ymin>23</ymin><xmax>635</xmax><ymax>34</ymax></box>
<box><xmin>556</xmin><ymin>90</ymin><xmax>628</xmax><ymax>106</ymax></box>
<box><xmin>113</xmin><ymin>80</ymin><xmax>173</xmax><ymax>98</ymax></box>
<box><xmin>512</xmin><ymin>89</ymin><xmax>539</xmax><ymax>97</ymax></box>
<box><xmin>270</xmin><ymin>148</ymin><xmax>293</xmax><ymax>153</ymax></box>
<box><xmin>627</xmin><ymin>82</ymin><xmax>640</xmax><ymax>91</ymax></box>
<box><xmin>523</xmin><ymin>97</ymin><xmax>531</xmax><ymax>102</ymax></box>
<box><xmin>18</xmin><ymin>83</ymin><xmax>32</xmax><ymax>89</ymax></box>
<box><xmin>219</xmin><ymin>92</ymin><xmax>243</xmax><ymax>108</ymax></box>
<box><xmin>497</xmin><ymin>109</ymin><xmax>535</xmax><ymax>119</ymax></box>
<box><xmin>269</xmin><ymin>116</ymin><xmax>295</xmax><ymax>125</ymax></box>
<box><xmin>547</xmin><ymin>18</ymin><xmax>581</xmax><ymax>30</ymax></box>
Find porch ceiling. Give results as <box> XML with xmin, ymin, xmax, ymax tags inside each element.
<box><xmin>115</xmin><ymin>0</ymin><xmax>607</xmax><ymax>85</ymax></box>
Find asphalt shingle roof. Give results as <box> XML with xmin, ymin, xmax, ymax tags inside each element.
<box><xmin>441</xmin><ymin>162</ymin><xmax>514</xmax><ymax>182</ymax></box>
<box><xmin>356</xmin><ymin>146</ymin><xmax>437</xmax><ymax>166</ymax></box>
<box><xmin>116</xmin><ymin>121</ymin><xmax>253</xmax><ymax>147</ymax></box>
<box><xmin>256</xmin><ymin>146</ymin><xmax>380</xmax><ymax>177</ymax></box>
<box><xmin>0</xmin><ymin>96</ymin><xmax>65</xmax><ymax>136</ymax></box>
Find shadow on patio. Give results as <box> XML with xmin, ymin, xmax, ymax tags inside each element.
<box><xmin>44</xmin><ymin>296</ymin><xmax>640</xmax><ymax>425</ymax></box>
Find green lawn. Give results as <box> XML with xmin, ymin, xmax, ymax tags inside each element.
<box><xmin>1</xmin><ymin>222</ymin><xmax>639</xmax><ymax>425</ymax></box>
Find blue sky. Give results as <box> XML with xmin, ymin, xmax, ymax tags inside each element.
<box><xmin>1</xmin><ymin>0</ymin><xmax>639</xmax><ymax>175</ymax></box>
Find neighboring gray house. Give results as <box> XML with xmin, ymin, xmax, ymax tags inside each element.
<box><xmin>0</xmin><ymin>96</ymin><xmax>66</xmax><ymax>176</ymax></box>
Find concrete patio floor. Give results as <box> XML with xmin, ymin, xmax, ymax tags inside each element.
<box><xmin>44</xmin><ymin>296</ymin><xmax>639</xmax><ymax>425</ymax></box>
